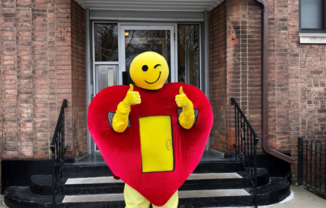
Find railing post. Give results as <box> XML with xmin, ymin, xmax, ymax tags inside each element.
<box><xmin>298</xmin><ymin>137</ymin><xmax>326</xmax><ymax>198</ymax></box>
<box><xmin>310</xmin><ymin>141</ymin><xmax>313</xmax><ymax>189</ymax></box>
<box><xmin>231</xmin><ymin>98</ymin><xmax>259</xmax><ymax>206</ymax></box>
<box><xmin>51</xmin><ymin>99</ymin><xmax>67</xmax><ymax>208</ymax></box>
<box><xmin>253</xmin><ymin>136</ymin><xmax>258</xmax><ymax>207</ymax></box>
<box><xmin>324</xmin><ymin>143</ymin><xmax>326</xmax><ymax>193</ymax></box>
<box><xmin>319</xmin><ymin>143</ymin><xmax>322</xmax><ymax>192</ymax></box>
<box><xmin>298</xmin><ymin>137</ymin><xmax>303</xmax><ymax>185</ymax></box>
<box><xmin>314</xmin><ymin>142</ymin><xmax>317</xmax><ymax>191</ymax></box>
<box><xmin>51</xmin><ymin>144</ymin><xmax>56</xmax><ymax>207</ymax></box>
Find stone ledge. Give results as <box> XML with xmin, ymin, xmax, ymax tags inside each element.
<box><xmin>299</xmin><ymin>33</ymin><xmax>326</xmax><ymax>44</ymax></box>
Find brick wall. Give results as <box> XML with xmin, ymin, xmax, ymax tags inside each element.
<box><xmin>209</xmin><ymin>2</ymin><xmax>227</xmax><ymax>152</ymax></box>
<box><xmin>0</xmin><ymin>0</ymin><xmax>86</xmax><ymax>160</ymax></box>
<box><xmin>71</xmin><ymin>0</ymin><xmax>87</xmax><ymax>156</ymax></box>
<box><xmin>267</xmin><ymin>0</ymin><xmax>326</xmax><ymax>178</ymax></box>
<box><xmin>226</xmin><ymin>0</ymin><xmax>263</xmax><ymax>154</ymax></box>
<box><xmin>209</xmin><ymin>0</ymin><xmax>263</xmax><ymax>155</ymax></box>
<box><xmin>209</xmin><ymin>0</ymin><xmax>326</xmax><ymax>179</ymax></box>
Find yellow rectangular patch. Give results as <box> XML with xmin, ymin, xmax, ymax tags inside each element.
<box><xmin>139</xmin><ymin>115</ymin><xmax>174</xmax><ymax>173</ymax></box>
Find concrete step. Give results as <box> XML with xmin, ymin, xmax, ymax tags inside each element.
<box><xmin>28</xmin><ymin>169</ymin><xmax>269</xmax><ymax>196</ymax></box>
<box><xmin>3</xmin><ymin>160</ymin><xmax>290</xmax><ymax>208</ymax></box>
<box><xmin>62</xmin><ymin>188</ymin><xmax>250</xmax><ymax>203</ymax></box>
<box><xmin>62</xmin><ymin>160</ymin><xmax>245</xmax><ymax>178</ymax></box>
<box><xmin>65</xmin><ymin>172</ymin><xmax>243</xmax><ymax>185</ymax></box>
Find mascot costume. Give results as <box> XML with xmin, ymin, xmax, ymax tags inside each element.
<box><xmin>88</xmin><ymin>51</ymin><xmax>213</xmax><ymax>207</ymax></box>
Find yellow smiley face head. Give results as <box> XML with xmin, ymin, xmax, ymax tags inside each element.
<box><xmin>129</xmin><ymin>51</ymin><xmax>169</xmax><ymax>90</ymax></box>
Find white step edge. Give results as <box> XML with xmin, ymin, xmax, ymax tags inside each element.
<box><xmin>65</xmin><ymin>172</ymin><xmax>242</xmax><ymax>185</ymax></box>
<box><xmin>65</xmin><ymin>176</ymin><xmax>124</xmax><ymax>185</ymax></box>
<box><xmin>188</xmin><ymin>173</ymin><xmax>242</xmax><ymax>180</ymax></box>
<box><xmin>62</xmin><ymin>188</ymin><xmax>250</xmax><ymax>203</ymax></box>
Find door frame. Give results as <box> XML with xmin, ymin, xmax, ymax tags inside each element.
<box><xmin>88</xmin><ymin>21</ymin><xmax>178</xmax><ymax>153</ymax></box>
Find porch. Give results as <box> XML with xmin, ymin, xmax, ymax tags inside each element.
<box><xmin>2</xmin><ymin>98</ymin><xmax>291</xmax><ymax>207</ymax></box>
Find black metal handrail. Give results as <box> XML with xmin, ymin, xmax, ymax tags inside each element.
<box><xmin>231</xmin><ymin>98</ymin><xmax>259</xmax><ymax>207</ymax></box>
<box><xmin>50</xmin><ymin>99</ymin><xmax>68</xmax><ymax>207</ymax></box>
<box><xmin>298</xmin><ymin>137</ymin><xmax>326</xmax><ymax>199</ymax></box>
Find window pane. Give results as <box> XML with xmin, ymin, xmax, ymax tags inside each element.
<box><xmin>178</xmin><ymin>24</ymin><xmax>200</xmax><ymax>88</ymax></box>
<box><xmin>301</xmin><ymin>0</ymin><xmax>323</xmax><ymax>29</ymax></box>
<box><xmin>94</xmin><ymin>23</ymin><xmax>118</xmax><ymax>62</ymax></box>
<box><xmin>125</xmin><ymin>30</ymin><xmax>171</xmax><ymax>73</ymax></box>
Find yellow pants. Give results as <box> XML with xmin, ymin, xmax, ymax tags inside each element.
<box><xmin>124</xmin><ymin>184</ymin><xmax>179</xmax><ymax>208</ymax></box>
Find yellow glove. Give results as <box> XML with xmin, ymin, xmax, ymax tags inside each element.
<box><xmin>112</xmin><ymin>84</ymin><xmax>141</xmax><ymax>133</ymax></box>
<box><xmin>175</xmin><ymin>86</ymin><xmax>195</xmax><ymax>129</ymax></box>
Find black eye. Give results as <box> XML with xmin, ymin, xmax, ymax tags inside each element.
<box><xmin>142</xmin><ymin>65</ymin><xmax>148</xmax><ymax>72</ymax></box>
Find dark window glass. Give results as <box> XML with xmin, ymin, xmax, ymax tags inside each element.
<box><xmin>178</xmin><ymin>24</ymin><xmax>200</xmax><ymax>88</ymax></box>
<box><xmin>124</xmin><ymin>30</ymin><xmax>171</xmax><ymax>83</ymax></box>
<box><xmin>301</xmin><ymin>0</ymin><xmax>325</xmax><ymax>32</ymax></box>
<box><xmin>94</xmin><ymin>23</ymin><xmax>118</xmax><ymax>61</ymax></box>
<box><xmin>124</xmin><ymin>30</ymin><xmax>171</xmax><ymax>73</ymax></box>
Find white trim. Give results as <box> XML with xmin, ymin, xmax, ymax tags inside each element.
<box><xmin>94</xmin><ymin>61</ymin><xmax>119</xmax><ymax>65</ymax></box>
<box><xmin>86</xmin><ymin>9</ymin><xmax>93</xmax><ymax>153</ymax></box>
<box><xmin>90</xmin><ymin>10</ymin><xmax>205</xmax><ymax>22</ymax></box>
<box><xmin>204</xmin><ymin>12</ymin><xmax>210</xmax><ymax>151</ymax></box>
<box><xmin>75</xmin><ymin>0</ymin><xmax>225</xmax><ymax>12</ymax></box>
<box><xmin>299</xmin><ymin>33</ymin><xmax>326</xmax><ymax>44</ymax></box>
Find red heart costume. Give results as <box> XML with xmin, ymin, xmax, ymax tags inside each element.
<box><xmin>87</xmin><ymin>82</ymin><xmax>213</xmax><ymax>206</ymax></box>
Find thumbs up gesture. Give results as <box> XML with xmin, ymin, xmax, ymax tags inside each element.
<box><xmin>112</xmin><ymin>84</ymin><xmax>141</xmax><ymax>133</ymax></box>
<box><xmin>175</xmin><ymin>86</ymin><xmax>192</xmax><ymax>110</ymax></box>
<box><xmin>175</xmin><ymin>86</ymin><xmax>195</xmax><ymax>129</ymax></box>
<box><xmin>123</xmin><ymin>84</ymin><xmax>141</xmax><ymax>106</ymax></box>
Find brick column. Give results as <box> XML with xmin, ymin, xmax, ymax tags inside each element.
<box><xmin>209</xmin><ymin>0</ymin><xmax>263</xmax><ymax>155</ymax></box>
<box><xmin>0</xmin><ymin>0</ymin><xmax>87</xmax><ymax>160</ymax></box>
<box><xmin>209</xmin><ymin>2</ymin><xmax>228</xmax><ymax>152</ymax></box>
<box><xmin>71</xmin><ymin>0</ymin><xmax>87</xmax><ymax>156</ymax></box>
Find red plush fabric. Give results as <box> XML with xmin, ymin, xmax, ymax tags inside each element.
<box><xmin>87</xmin><ymin>83</ymin><xmax>213</xmax><ymax>206</ymax></box>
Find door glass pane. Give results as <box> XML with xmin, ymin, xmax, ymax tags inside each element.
<box><xmin>124</xmin><ymin>30</ymin><xmax>171</xmax><ymax>83</ymax></box>
<box><xmin>301</xmin><ymin>0</ymin><xmax>323</xmax><ymax>29</ymax></box>
<box><xmin>94</xmin><ymin>23</ymin><xmax>118</xmax><ymax>61</ymax></box>
<box><xmin>178</xmin><ymin>24</ymin><xmax>200</xmax><ymax>88</ymax></box>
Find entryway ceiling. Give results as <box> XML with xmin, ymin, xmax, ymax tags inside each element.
<box><xmin>74</xmin><ymin>0</ymin><xmax>224</xmax><ymax>12</ymax></box>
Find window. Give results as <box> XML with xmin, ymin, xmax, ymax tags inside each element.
<box><xmin>300</xmin><ymin>0</ymin><xmax>326</xmax><ymax>33</ymax></box>
<box><xmin>178</xmin><ymin>24</ymin><xmax>200</xmax><ymax>88</ymax></box>
<box><xmin>94</xmin><ymin>23</ymin><xmax>118</xmax><ymax>61</ymax></box>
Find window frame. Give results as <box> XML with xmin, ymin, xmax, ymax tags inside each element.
<box><xmin>300</xmin><ymin>0</ymin><xmax>326</xmax><ymax>33</ymax></box>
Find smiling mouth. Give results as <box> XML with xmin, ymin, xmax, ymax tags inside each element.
<box><xmin>145</xmin><ymin>71</ymin><xmax>162</xmax><ymax>84</ymax></box>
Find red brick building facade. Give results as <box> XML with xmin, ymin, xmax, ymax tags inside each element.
<box><xmin>0</xmin><ymin>0</ymin><xmax>87</xmax><ymax>160</ymax></box>
<box><xmin>209</xmin><ymin>0</ymin><xmax>326</xmax><ymax>175</ymax></box>
<box><xmin>1</xmin><ymin>0</ymin><xmax>325</xmax><ymax>189</ymax></box>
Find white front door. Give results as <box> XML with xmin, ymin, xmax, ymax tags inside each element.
<box><xmin>91</xmin><ymin>23</ymin><xmax>177</xmax><ymax>152</ymax></box>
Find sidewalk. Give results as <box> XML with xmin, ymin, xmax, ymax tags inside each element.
<box><xmin>260</xmin><ymin>185</ymin><xmax>326</xmax><ymax>208</ymax></box>
<box><xmin>0</xmin><ymin>185</ymin><xmax>325</xmax><ymax>208</ymax></box>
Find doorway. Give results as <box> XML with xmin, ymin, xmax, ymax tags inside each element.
<box><xmin>90</xmin><ymin>23</ymin><xmax>177</xmax><ymax>152</ymax></box>
<box><xmin>88</xmin><ymin>21</ymin><xmax>204</xmax><ymax>153</ymax></box>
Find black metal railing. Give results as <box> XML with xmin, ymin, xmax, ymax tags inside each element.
<box><xmin>298</xmin><ymin>137</ymin><xmax>326</xmax><ymax>199</ymax></box>
<box><xmin>231</xmin><ymin>98</ymin><xmax>259</xmax><ymax>206</ymax></box>
<box><xmin>50</xmin><ymin>99</ymin><xmax>68</xmax><ymax>207</ymax></box>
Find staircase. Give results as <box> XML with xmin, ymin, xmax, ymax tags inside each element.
<box><xmin>4</xmin><ymin>98</ymin><xmax>291</xmax><ymax>207</ymax></box>
<box><xmin>4</xmin><ymin>158</ymin><xmax>290</xmax><ymax>208</ymax></box>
